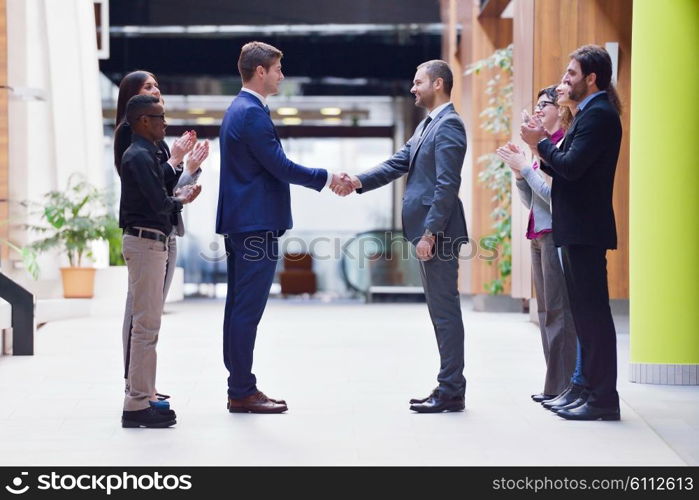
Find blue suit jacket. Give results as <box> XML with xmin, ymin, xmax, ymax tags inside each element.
<box><xmin>216</xmin><ymin>91</ymin><xmax>328</xmax><ymax>235</ymax></box>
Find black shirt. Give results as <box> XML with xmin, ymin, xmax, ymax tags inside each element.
<box><xmin>119</xmin><ymin>134</ymin><xmax>183</xmax><ymax>235</ymax></box>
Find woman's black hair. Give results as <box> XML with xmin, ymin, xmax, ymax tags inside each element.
<box><xmin>113</xmin><ymin>71</ymin><xmax>157</xmax><ymax>175</ymax></box>
<box><xmin>114</xmin><ymin>95</ymin><xmax>160</xmax><ymax>174</ymax></box>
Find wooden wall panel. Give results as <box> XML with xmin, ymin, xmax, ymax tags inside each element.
<box><xmin>510</xmin><ymin>0</ymin><xmax>535</xmax><ymax>298</ymax></box>
<box><xmin>468</xmin><ymin>2</ymin><xmax>513</xmax><ymax>294</ymax></box>
<box><xmin>444</xmin><ymin>0</ymin><xmax>514</xmax><ymax>294</ymax></box>
<box><xmin>453</xmin><ymin>0</ymin><xmax>476</xmax><ymax>294</ymax></box>
<box><xmin>533</xmin><ymin>0</ymin><xmax>631</xmax><ymax>298</ymax></box>
<box><xmin>0</xmin><ymin>0</ymin><xmax>8</xmax><ymax>265</ymax></box>
<box><xmin>444</xmin><ymin>0</ymin><xmax>464</xmax><ymax>115</ymax></box>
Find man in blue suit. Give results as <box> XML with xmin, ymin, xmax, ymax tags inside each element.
<box><xmin>337</xmin><ymin>60</ymin><xmax>469</xmax><ymax>413</ymax></box>
<box><xmin>217</xmin><ymin>41</ymin><xmax>347</xmax><ymax>413</ymax></box>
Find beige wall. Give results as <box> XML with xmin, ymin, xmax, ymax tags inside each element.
<box><xmin>0</xmin><ymin>0</ymin><xmax>7</xmax><ymax>265</ymax></box>
<box><xmin>4</xmin><ymin>0</ymin><xmax>105</xmax><ymax>296</ymax></box>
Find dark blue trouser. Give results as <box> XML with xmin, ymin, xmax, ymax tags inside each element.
<box><xmin>571</xmin><ymin>341</ymin><xmax>587</xmax><ymax>386</ymax></box>
<box><xmin>223</xmin><ymin>231</ymin><xmax>278</xmax><ymax>399</ymax></box>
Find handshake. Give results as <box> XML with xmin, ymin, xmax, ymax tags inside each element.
<box><xmin>329</xmin><ymin>173</ymin><xmax>361</xmax><ymax>197</ymax></box>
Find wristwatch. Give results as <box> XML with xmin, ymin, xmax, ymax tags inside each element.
<box><xmin>423</xmin><ymin>229</ymin><xmax>434</xmax><ymax>239</ymax></box>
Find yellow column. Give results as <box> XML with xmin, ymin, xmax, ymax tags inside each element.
<box><xmin>629</xmin><ymin>0</ymin><xmax>699</xmax><ymax>384</ymax></box>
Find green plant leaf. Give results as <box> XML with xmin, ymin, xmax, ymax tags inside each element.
<box><xmin>467</xmin><ymin>44</ymin><xmax>514</xmax><ymax>295</ymax></box>
<box><xmin>22</xmin><ymin>173</ymin><xmax>117</xmax><ymax>274</ymax></box>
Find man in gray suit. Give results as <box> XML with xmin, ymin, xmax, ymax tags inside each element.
<box><xmin>336</xmin><ymin>60</ymin><xmax>468</xmax><ymax>413</ymax></box>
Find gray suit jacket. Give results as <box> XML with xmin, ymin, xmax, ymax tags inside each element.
<box><xmin>172</xmin><ymin>168</ymin><xmax>201</xmax><ymax>236</ymax></box>
<box><xmin>357</xmin><ymin>103</ymin><xmax>468</xmax><ymax>251</ymax></box>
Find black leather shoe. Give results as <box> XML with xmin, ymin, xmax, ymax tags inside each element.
<box><xmin>531</xmin><ymin>393</ymin><xmax>556</xmax><ymax>403</ymax></box>
<box><xmin>557</xmin><ymin>402</ymin><xmax>620</xmax><ymax>421</ymax></box>
<box><xmin>551</xmin><ymin>395</ymin><xmax>588</xmax><ymax>413</ymax></box>
<box><xmin>410</xmin><ymin>394</ymin><xmax>465</xmax><ymax>413</ymax></box>
<box><xmin>122</xmin><ymin>406</ymin><xmax>177</xmax><ymax>428</ymax></box>
<box><xmin>544</xmin><ymin>384</ymin><xmax>585</xmax><ymax>409</ymax></box>
<box><xmin>410</xmin><ymin>388</ymin><xmax>439</xmax><ymax>405</ymax></box>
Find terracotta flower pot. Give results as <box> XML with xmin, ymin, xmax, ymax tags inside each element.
<box><xmin>60</xmin><ymin>267</ymin><xmax>96</xmax><ymax>298</ymax></box>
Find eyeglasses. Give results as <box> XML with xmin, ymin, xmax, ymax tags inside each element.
<box><xmin>535</xmin><ymin>101</ymin><xmax>556</xmax><ymax>111</ymax></box>
<box><xmin>141</xmin><ymin>114</ymin><xmax>166</xmax><ymax>120</ymax></box>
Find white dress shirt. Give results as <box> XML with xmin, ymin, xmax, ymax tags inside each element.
<box><xmin>427</xmin><ymin>101</ymin><xmax>451</xmax><ymax>122</ymax></box>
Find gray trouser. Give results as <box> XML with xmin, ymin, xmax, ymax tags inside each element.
<box><xmin>530</xmin><ymin>232</ymin><xmax>576</xmax><ymax>395</ymax></box>
<box><xmin>418</xmin><ymin>252</ymin><xmax>466</xmax><ymax>398</ymax></box>
<box><xmin>121</xmin><ymin>232</ymin><xmax>170</xmax><ymax>411</ymax></box>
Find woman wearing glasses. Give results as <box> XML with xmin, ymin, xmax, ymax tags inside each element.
<box><xmin>496</xmin><ymin>85</ymin><xmax>577</xmax><ymax>404</ymax></box>
<box><xmin>113</xmin><ymin>71</ymin><xmax>208</xmax><ymax>411</ymax></box>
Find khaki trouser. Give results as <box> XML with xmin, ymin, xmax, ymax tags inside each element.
<box><xmin>121</xmin><ymin>232</ymin><xmax>169</xmax><ymax>411</ymax></box>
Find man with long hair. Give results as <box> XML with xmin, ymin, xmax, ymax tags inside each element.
<box><xmin>521</xmin><ymin>45</ymin><xmax>623</xmax><ymax>421</ymax></box>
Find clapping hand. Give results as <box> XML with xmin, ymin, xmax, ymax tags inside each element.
<box><xmin>171</xmin><ymin>130</ymin><xmax>197</xmax><ymax>165</ymax></box>
<box><xmin>496</xmin><ymin>142</ymin><xmax>528</xmax><ymax>171</ymax></box>
<box><xmin>330</xmin><ymin>172</ymin><xmax>360</xmax><ymax>197</ymax></box>
<box><xmin>520</xmin><ymin>114</ymin><xmax>546</xmax><ymax>147</ymax></box>
<box><xmin>174</xmin><ymin>183</ymin><xmax>202</xmax><ymax>204</ymax></box>
<box><xmin>186</xmin><ymin>139</ymin><xmax>209</xmax><ymax>174</ymax></box>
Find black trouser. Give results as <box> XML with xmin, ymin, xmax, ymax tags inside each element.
<box><xmin>560</xmin><ymin>245</ymin><xmax>619</xmax><ymax>408</ymax></box>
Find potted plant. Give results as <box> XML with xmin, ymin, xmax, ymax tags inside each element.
<box><xmin>23</xmin><ymin>174</ymin><xmax>118</xmax><ymax>298</ymax></box>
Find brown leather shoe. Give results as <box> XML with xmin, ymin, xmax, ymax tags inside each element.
<box><xmin>227</xmin><ymin>391</ymin><xmax>288</xmax><ymax>413</ymax></box>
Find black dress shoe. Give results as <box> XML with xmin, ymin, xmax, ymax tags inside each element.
<box><xmin>409</xmin><ymin>388</ymin><xmax>439</xmax><ymax>405</ymax></box>
<box><xmin>541</xmin><ymin>384</ymin><xmax>583</xmax><ymax>409</ymax></box>
<box><xmin>531</xmin><ymin>393</ymin><xmax>556</xmax><ymax>403</ymax></box>
<box><xmin>122</xmin><ymin>406</ymin><xmax>177</xmax><ymax>428</ymax></box>
<box><xmin>557</xmin><ymin>402</ymin><xmax>620</xmax><ymax>421</ymax></box>
<box><xmin>543</xmin><ymin>384</ymin><xmax>585</xmax><ymax>409</ymax></box>
<box><xmin>551</xmin><ymin>395</ymin><xmax>588</xmax><ymax>413</ymax></box>
<box><xmin>410</xmin><ymin>394</ymin><xmax>465</xmax><ymax>413</ymax></box>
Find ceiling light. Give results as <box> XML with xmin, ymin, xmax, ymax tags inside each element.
<box><xmin>195</xmin><ymin>117</ymin><xmax>216</xmax><ymax>125</ymax></box>
<box><xmin>323</xmin><ymin>117</ymin><xmax>342</xmax><ymax>124</ymax></box>
<box><xmin>320</xmin><ymin>107</ymin><xmax>342</xmax><ymax>116</ymax></box>
<box><xmin>282</xmin><ymin>117</ymin><xmax>302</xmax><ymax>125</ymax></box>
<box><xmin>188</xmin><ymin>108</ymin><xmax>207</xmax><ymax>115</ymax></box>
<box><xmin>277</xmin><ymin>107</ymin><xmax>298</xmax><ymax>116</ymax></box>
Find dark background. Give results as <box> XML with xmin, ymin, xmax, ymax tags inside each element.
<box><xmin>100</xmin><ymin>0</ymin><xmax>444</xmax><ymax>96</ymax></box>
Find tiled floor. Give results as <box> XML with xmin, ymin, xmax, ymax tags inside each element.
<box><xmin>0</xmin><ymin>297</ymin><xmax>696</xmax><ymax>466</ymax></box>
